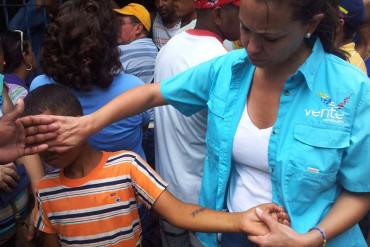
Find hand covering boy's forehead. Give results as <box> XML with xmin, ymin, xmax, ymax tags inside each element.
<box><xmin>194</xmin><ymin>0</ymin><xmax>240</xmax><ymax>9</ymax></box>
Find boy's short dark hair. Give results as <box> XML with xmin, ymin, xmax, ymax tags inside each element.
<box><xmin>24</xmin><ymin>84</ymin><xmax>83</xmax><ymax>117</ymax></box>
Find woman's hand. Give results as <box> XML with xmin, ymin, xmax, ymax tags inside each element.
<box><xmin>20</xmin><ymin>114</ymin><xmax>91</xmax><ymax>153</ymax></box>
<box><xmin>248</xmin><ymin>208</ymin><xmax>323</xmax><ymax>247</ymax></box>
<box><xmin>0</xmin><ymin>163</ymin><xmax>19</xmax><ymax>192</ymax></box>
<box><xmin>240</xmin><ymin>203</ymin><xmax>289</xmax><ymax>236</ymax></box>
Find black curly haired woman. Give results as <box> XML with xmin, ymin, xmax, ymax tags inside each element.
<box><xmin>29</xmin><ymin>0</ymin><xmax>150</xmax><ymax>158</ymax></box>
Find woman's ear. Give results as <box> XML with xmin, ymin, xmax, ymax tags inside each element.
<box><xmin>306</xmin><ymin>13</ymin><xmax>325</xmax><ymax>35</ymax></box>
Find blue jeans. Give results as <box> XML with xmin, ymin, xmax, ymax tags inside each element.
<box><xmin>221</xmin><ymin>232</ymin><xmax>257</xmax><ymax>247</ymax></box>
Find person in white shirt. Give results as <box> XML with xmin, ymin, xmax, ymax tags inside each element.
<box><xmin>153</xmin><ymin>0</ymin><xmax>240</xmax><ymax>246</ymax></box>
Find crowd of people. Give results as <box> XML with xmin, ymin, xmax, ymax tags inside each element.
<box><xmin>0</xmin><ymin>0</ymin><xmax>370</xmax><ymax>246</ymax></box>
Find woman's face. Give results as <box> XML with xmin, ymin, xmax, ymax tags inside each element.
<box><xmin>239</xmin><ymin>0</ymin><xmax>308</xmax><ymax>68</ymax></box>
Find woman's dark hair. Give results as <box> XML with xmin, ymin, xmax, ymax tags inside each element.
<box><xmin>290</xmin><ymin>0</ymin><xmax>346</xmax><ymax>59</ymax></box>
<box><xmin>42</xmin><ymin>0</ymin><xmax>122</xmax><ymax>91</ymax></box>
<box><xmin>1</xmin><ymin>30</ymin><xmax>31</xmax><ymax>73</ymax></box>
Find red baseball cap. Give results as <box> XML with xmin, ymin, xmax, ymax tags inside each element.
<box><xmin>194</xmin><ymin>0</ymin><xmax>240</xmax><ymax>9</ymax></box>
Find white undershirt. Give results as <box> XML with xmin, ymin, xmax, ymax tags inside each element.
<box><xmin>227</xmin><ymin>106</ymin><xmax>273</xmax><ymax>212</ymax></box>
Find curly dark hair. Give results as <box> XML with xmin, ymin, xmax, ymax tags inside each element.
<box><xmin>42</xmin><ymin>0</ymin><xmax>122</xmax><ymax>91</ymax></box>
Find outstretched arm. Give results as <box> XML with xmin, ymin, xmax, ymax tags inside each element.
<box><xmin>21</xmin><ymin>83</ymin><xmax>165</xmax><ymax>153</ymax></box>
<box><xmin>152</xmin><ymin>190</ymin><xmax>288</xmax><ymax>236</ymax></box>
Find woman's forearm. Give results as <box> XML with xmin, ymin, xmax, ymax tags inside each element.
<box><xmin>317</xmin><ymin>191</ymin><xmax>370</xmax><ymax>240</ymax></box>
<box><xmin>301</xmin><ymin>191</ymin><xmax>370</xmax><ymax>246</ymax></box>
<box><xmin>86</xmin><ymin>83</ymin><xmax>165</xmax><ymax>135</ymax></box>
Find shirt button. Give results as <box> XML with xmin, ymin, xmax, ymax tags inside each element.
<box><xmin>283</xmin><ymin>90</ymin><xmax>290</xmax><ymax>96</ymax></box>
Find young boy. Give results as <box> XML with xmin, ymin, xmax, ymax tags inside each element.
<box><xmin>24</xmin><ymin>84</ymin><xmax>288</xmax><ymax>247</ymax></box>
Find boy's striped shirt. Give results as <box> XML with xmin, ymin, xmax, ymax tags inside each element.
<box><xmin>34</xmin><ymin>151</ymin><xmax>167</xmax><ymax>247</ymax></box>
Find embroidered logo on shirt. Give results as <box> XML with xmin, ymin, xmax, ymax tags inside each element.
<box><xmin>318</xmin><ymin>92</ymin><xmax>351</xmax><ymax>109</ymax></box>
<box><xmin>304</xmin><ymin>92</ymin><xmax>351</xmax><ymax>124</ymax></box>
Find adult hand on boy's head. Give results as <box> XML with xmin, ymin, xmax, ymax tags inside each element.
<box><xmin>21</xmin><ymin>115</ymin><xmax>89</xmax><ymax>153</ymax></box>
<box><xmin>0</xmin><ymin>163</ymin><xmax>19</xmax><ymax>192</ymax></box>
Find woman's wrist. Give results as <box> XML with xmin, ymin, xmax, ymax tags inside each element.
<box><xmin>80</xmin><ymin>115</ymin><xmax>96</xmax><ymax>137</ymax></box>
<box><xmin>299</xmin><ymin>230</ymin><xmax>325</xmax><ymax>247</ymax></box>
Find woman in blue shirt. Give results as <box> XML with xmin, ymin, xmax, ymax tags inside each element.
<box><xmin>28</xmin><ymin>0</ymin><xmax>150</xmax><ymax>158</ymax></box>
<box><xmin>23</xmin><ymin>0</ymin><xmax>370</xmax><ymax>246</ymax></box>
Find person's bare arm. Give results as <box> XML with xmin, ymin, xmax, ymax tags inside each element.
<box><xmin>152</xmin><ymin>190</ymin><xmax>288</xmax><ymax>236</ymax></box>
<box><xmin>22</xmin><ymin>83</ymin><xmax>165</xmax><ymax>153</ymax></box>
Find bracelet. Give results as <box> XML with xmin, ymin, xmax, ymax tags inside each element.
<box><xmin>309</xmin><ymin>226</ymin><xmax>327</xmax><ymax>247</ymax></box>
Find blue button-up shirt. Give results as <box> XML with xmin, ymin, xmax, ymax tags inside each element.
<box><xmin>161</xmin><ymin>40</ymin><xmax>370</xmax><ymax>247</ymax></box>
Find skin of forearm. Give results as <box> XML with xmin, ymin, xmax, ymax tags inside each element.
<box><xmin>153</xmin><ymin>191</ymin><xmax>250</xmax><ymax>234</ymax></box>
<box><xmin>293</xmin><ymin>192</ymin><xmax>370</xmax><ymax>247</ymax></box>
<box><xmin>86</xmin><ymin>83</ymin><xmax>166</xmax><ymax>135</ymax></box>
<box><xmin>167</xmin><ymin>204</ymin><xmax>243</xmax><ymax>233</ymax></box>
<box><xmin>317</xmin><ymin>191</ymin><xmax>370</xmax><ymax>240</ymax></box>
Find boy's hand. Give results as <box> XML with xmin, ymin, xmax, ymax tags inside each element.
<box><xmin>248</xmin><ymin>208</ymin><xmax>313</xmax><ymax>247</ymax></box>
<box><xmin>240</xmin><ymin>203</ymin><xmax>289</xmax><ymax>236</ymax></box>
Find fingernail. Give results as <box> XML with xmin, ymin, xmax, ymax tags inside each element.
<box><xmin>256</xmin><ymin>207</ymin><xmax>263</xmax><ymax>216</ymax></box>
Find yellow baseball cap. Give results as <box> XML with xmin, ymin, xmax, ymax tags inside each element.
<box><xmin>113</xmin><ymin>3</ymin><xmax>151</xmax><ymax>32</ymax></box>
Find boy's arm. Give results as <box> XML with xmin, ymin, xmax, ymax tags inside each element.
<box><xmin>152</xmin><ymin>190</ymin><xmax>284</xmax><ymax>236</ymax></box>
<box><xmin>39</xmin><ymin>232</ymin><xmax>61</xmax><ymax>247</ymax></box>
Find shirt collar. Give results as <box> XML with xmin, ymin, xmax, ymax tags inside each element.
<box><xmin>295</xmin><ymin>39</ymin><xmax>326</xmax><ymax>91</ymax></box>
<box><xmin>340</xmin><ymin>42</ymin><xmax>356</xmax><ymax>52</ymax></box>
<box><xmin>186</xmin><ymin>29</ymin><xmax>224</xmax><ymax>44</ymax></box>
<box><xmin>230</xmin><ymin>39</ymin><xmax>327</xmax><ymax>91</ymax></box>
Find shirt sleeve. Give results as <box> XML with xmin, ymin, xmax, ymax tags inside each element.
<box><xmin>160</xmin><ymin>57</ymin><xmax>217</xmax><ymax>117</ymax></box>
<box><xmin>34</xmin><ymin>191</ymin><xmax>57</xmax><ymax>234</ymax></box>
<box><xmin>339</xmin><ymin>80</ymin><xmax>370</xmax><ymax>192</ymax></box>
<box><xmin>127</xmin><ymin>152</ymin><xmax>168</xmax><ymax>209</ymax></box>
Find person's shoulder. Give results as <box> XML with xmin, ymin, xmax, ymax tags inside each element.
<box><xmin>30</xmin><ymin>74</ymin><xmax>54</xmax><ymax>91</ymax></box>
<box><xmin>36</xmin><ymin>170</ymin><xmax>62</xmax><ymax>194</ymax></box>
<box><xmin>210</xmin><ymin>48</ymin><xmax>247</xmax><ymax>69</ymax></box>
<box><xmin>112</xmin><ymin>73</ymin><xmax>144</xmax><ymax>87</ymax></box>
<box><xmin>105</xmin><ymin>150</ymin><xmax>145</xmax><ymax>167</ymax></box>
<box><xmin>160</xmin><ymin>30</ymin><xmax>187</xmax><ymax>48</ymax></box>
<box><xmin>325</xmin><ymin>53</ymin><xmax>370</xmax><ymax>86</ymax></box>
